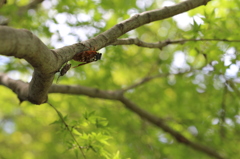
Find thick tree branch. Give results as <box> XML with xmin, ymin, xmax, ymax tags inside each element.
<box><xmin>0</xmin><ymin>26</ymin><xmax>58</xmax><ymax>103</ymax></box>
<box><xmin>0</xmin><ymin>0</ymin><xmax>211</xmax><ymax>104</ymax></box>
<box><xmin>0</xmin><ymin>73</ymin><xmax>28</xmax><ymax>102</ymax></box>
<box><xmin>0</xmin><ymin>26</ymin><xmax>85</xmax><ymax>104</ymax></box>
<box><xmin>0</xmin><ymin>73</ymin><xmax>122</xmax><ymax>101</ymax></box>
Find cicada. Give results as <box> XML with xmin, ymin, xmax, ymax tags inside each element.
<box><xmin>72</xmin><ymin>46</ymin><xmax>102</xmax><ymax>68</ymax></box>
<box><xmin>56</xmin><ymin>63</ymin><xmax>71</xmax><ymax>83</ymax></box>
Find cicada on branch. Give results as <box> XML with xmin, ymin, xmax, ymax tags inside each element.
<box><xmin>56</xmin><ymin>45</ymin><xmax>102</xmax><ymax>83</ymax></box>
<box><xmin>56</xmin><ymin>63</ymin><xmax>71</xmax><ymax>83</ymax></box>
<box><xmin>72</xmin><ymin>46</ymin><xmax>102</xmax><ymax>68</ymax></box>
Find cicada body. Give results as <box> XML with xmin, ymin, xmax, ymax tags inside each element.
<box><xmin>56</xmin><ymin>63</ymin><xmax>72</xmax><ymax>83</ymax></box>
<box><xmin>72</xmin><ymin>48</ymin><xmax>102</xmax><ymax>68</ymax></box>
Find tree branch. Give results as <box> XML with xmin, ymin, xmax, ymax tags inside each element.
<box><xmin>112</xmin><ymin>38</ymin><xmax>167</xmax><ymax>49</ymax></box>
<box><xmin>82</xmin><ymin>0</ymin><xmax>211</xmax><ymax>50</ymax></box>
<box><xmin>55</xmin><ymin>0</ymin><xmax>212</xmax><ymax>61</ymax></box>
<box><xmin>119</xmin><ymin>96</ymin><xmax>224</xmax><ymax>159</ymax></box>
<box><xmin>0</xmin><ymin>73</ymin><xmax>28</xmax><ymax>102</ymax></box>
<box><xmin>122</xmin><ymin>74</ymin><xmax>169</xmax><ymax>92</ymax></box>
<box><xmin>49</xmin><ymin>84</ymin><xmax>122</xmax><ymax>100</ymax></box>
<box><xmin>0</xmin><ymin>0</ymin><xmax>211</xmax><ymax>104</ymax></box>
<box><xmin>0</xmin><ymin>26</ymin><xmax>85</xmax><ymax>104</ymax></box>
<box><xmin>112</xmin><ymin>38</ymin><xmax>240</xmax><ymax>49</ymax></box>
<box><xmin>0</xmin><ymin>73</ymin><xmax>225</xmax><ymax>158</ymax></box>
<box><xmin>122</xmin><ymin>69</ymin><xmax>196</xmax><ymax>92</ymax></box>
<box><xmin>0</xmin><ymin>26</ymin><xmax>58</xmax><ymax>103</ymax></box>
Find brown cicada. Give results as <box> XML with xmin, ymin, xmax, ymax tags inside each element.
<box><xmin>72</xmin><ymin>46</ymin><xmax>102</xmax><ymax>68</ymax></box>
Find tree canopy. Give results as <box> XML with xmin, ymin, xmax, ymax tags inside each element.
<box><xmin>0</xmin><ymin>0</ymin><xmax>240</xmax><ymax>158</ymax></box>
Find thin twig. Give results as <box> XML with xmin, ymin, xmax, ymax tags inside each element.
<box><xmin>122</xmin><ymin>74</ymin><xmax>169</xmax><ymax>92</ymax></box>
<box><xmin>112</xmin><ymin>38</ymin><xmax>240</xmax><ymax>49</ymax></box>
<box><xmin>48</xmin><ymin>103</ymin><xmax>86</xmax><ymax>159</ymax></box>
<box><xmin>122</xmin><ymin>69</ymin><xmax>194</xmax><ymax>92</ymax></box>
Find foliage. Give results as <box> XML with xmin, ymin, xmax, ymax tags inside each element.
<box><xmin>1</xmin><ymin>0</ymin><xmax>240</xmax><ymax>158</ymax></box>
